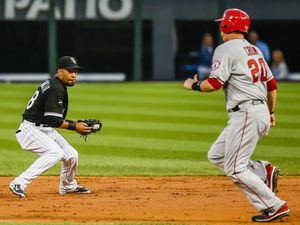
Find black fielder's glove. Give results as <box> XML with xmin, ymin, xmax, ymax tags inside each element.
<box><xmin>77</xmin><ymin>119</ymin><xmax>102</xmax><ymax>141</ymax></box>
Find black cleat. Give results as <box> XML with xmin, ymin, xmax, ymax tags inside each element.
<box><xmin>73</xmin><ymin>185</ymin><xmax>91</xmax><ymax>194</ymax></box>
<box><xmin>60</xmin><ymin>185</ymin><xmax>91</xmax><ymax>195</ymax></box>
<box><xmin>9</xmin><ymin>184</ymin><xmax>25</xmax><ymax>198</ymax></box>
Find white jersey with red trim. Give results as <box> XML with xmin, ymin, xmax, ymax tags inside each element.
<box><xmin>209</xmin><ymin>39</ymin><xmax>274</xmax><ymax>110</ymax></box>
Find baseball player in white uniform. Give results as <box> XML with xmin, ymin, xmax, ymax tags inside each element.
<box><xmin>184</xmin><ymin>9</ymin><xmax>290</xmax><ymax>222</ymax></box>
<box><xmin>10</xmin><ymin>56</ymin><xmax>92</xmax><ymax>198</ymax></box>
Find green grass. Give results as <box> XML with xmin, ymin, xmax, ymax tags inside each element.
<box><xmin>0</xmin><ymin>82</ymin><xmax>299</xmax><ymax>176</ymax></box>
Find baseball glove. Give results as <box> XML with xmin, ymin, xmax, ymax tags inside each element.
<box><xmin>77</xmin><ymin>119</ymin><xmax>102</xmax><ymax>141</ymax></box>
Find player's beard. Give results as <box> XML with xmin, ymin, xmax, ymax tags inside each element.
<box><xmin>67</xmin><ymin>82</ymin><xmax>75</xmax><ymax>87</ymax></box>
<box><xmin>67</xmin><ymin>80</ymin><xmax>76</xmax><ymax>86</ymax></box>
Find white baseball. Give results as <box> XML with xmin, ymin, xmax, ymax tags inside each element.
<box><xmin>93</xmin><ymin>124</ymin><xmax>100</xmax><ymax>130</ymax></box>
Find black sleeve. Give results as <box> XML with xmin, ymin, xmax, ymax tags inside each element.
<box><xmin>44</xmin><ymin>85</ymin><xmax>64</xmax><ymax>118</ymax></box>
<box><xmin>44</xmin><ymin>115</ymin><xmax>64</xmax><ymax>127</ymax></box>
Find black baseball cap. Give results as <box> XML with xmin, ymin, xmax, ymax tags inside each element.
<box><xmin>57</xmin><ymin>56</ymin><xmax>83</xmax><ymax>70</ymax></box>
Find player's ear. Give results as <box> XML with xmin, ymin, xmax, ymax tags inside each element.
<box><xmin>57</xmin><ymin>69</ymin><xmax>63</xmax><ymax>76</ymax></box>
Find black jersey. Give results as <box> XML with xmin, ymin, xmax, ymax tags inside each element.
<box><xmin>23</xmin><ymin>77</ymin><xmax>68</xmax><ymax>124</ymax></box>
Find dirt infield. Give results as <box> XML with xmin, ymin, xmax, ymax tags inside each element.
<box><xmin>0</xmin><ymin>176</ymin><xmax>299</xmax><ymax>225</ymax></box>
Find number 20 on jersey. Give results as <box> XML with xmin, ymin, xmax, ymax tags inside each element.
<box><xmin>247</xmin><ymin>58</ymin><xmax>267</xmax><ymax>83</ymax></box>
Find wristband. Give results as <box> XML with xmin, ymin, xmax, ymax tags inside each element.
<box><xmin>270</xmin><ymin>111</ymin><xmax>274</xmax><ymax>115</ymax></box>
<box><xmin>67</xmin><ymin>121</ymin><xmax>76</xmax><ymax>130</ymax></box>
<box><xmin>191</xmin><ymin>81</ymin><xmax>202</xmax><ymax>92</ymax></box>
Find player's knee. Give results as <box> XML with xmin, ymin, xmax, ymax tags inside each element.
<box><xmin>57</xmin><ymin>150</ymin><xmax>64</xmax><ymax>160</ymax></box>
<box><xmin>67</xmin><ymin>149</ymin><xmax>78</xmax><ymax>166</ymax></box>
<box><xmin>207</xmin><ymin>151</ymin><xmax>220</xmax><ymax>166</ymax></box>
<box><xmin>72</xmin><ymin>153</ymin><xmax>78</xmax><ymax>165</ymax></box>
<box><xmin>207</xmin><ymin>151</ymin><xmax>214</xmax><ymax>162</ymax></box>
<box><xmin>70</xmin><ymin>149</ymin><xmax>78</xmax><ymax>163</ymax></box>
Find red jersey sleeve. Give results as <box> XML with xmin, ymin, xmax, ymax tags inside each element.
<box><xmin>267</xmin><ymin>77</ymin><xmax>277</xmax><ymax>91</ymax></box>
<box><xmin>207</xmin><ymin>77</ymin><xmax>223</xmax><ymax>90</ymax></box>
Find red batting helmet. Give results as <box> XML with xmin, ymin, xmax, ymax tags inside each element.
<box><xmin>215</xmin><ymin>8</ymin><xmax>250</xmax><ymax>34</ymax></box>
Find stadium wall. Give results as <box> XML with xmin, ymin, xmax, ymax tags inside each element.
<box><xmin>0</xmin><ymin>0</ymin><xmax>300</xmax><ymax>81</ymax></box>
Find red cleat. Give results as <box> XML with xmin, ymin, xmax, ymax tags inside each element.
<box><xmin>266</xmin><ymin>164</ymin><xmax>279</xmax><ymax>193</ymax></box>
<box><xmin>252</xmin><ymin>203</ymin><xmax>290</xmax><ymax>222</ymax></box>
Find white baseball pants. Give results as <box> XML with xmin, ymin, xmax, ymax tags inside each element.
<box><xmin>207</xmin><ymin>103</ymin><xmax>284</xmax><ymax>212</ymax></box>
<box><xmin>12</xmin><ymin>120</ymin><xmax>78</xmax><ymax>194</ymax></box>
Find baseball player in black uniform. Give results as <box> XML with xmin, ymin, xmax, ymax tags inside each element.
<box><xmin>10</xmin><ymin>56</ymin><xmax>92</xmax><ymax>197</ymax></box>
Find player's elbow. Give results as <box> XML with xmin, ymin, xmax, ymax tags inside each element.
<box><xmin>44</xmin><ymin>116</ymin><xmax>64</xmax><ymax>127</ymax></box>
<box><xmin>204</xmin><ymin>78</ymin><xmax>223</xmax><ymax>92</ymax></box>
<box><xmin>268</xmin><ymin>89</ymin><xmax>277</xmax><ymax>94</ymax></box>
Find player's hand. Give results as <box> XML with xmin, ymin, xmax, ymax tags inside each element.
<box><xmin>183</xmin><ymin>74</ymin><xmax>199</xmax><ymax>90</ymax></box>
<box><xmin>183</xmin><ymin>78</ymin><xmax>196</xmax><ymax>90</ymax></box>
<box><xmin>270</xmin><ymin>114</ymin><xmax>275</xmax><ymax>127</ymax></box>
<box><xmin>75</xmin><ymin>121</ymin><xmax>92</xmax><ymax>135</ymax></box>
<box><xmin>193</xmin><ymin>74</ymin><xmax>199</xmax><ymax>81</ymax></box>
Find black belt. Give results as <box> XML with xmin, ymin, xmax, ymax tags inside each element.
<box><xmin>22</xmin><ymin>119</ymin><xmax>50</xmax><ymax>127</ymax></box>
<box><xmin>228</xmin><ymin>99</ymin><xmax>265</xmax><ymax>112</ymax></box>
<box><xmin>35</xmin><ymin>123</ymin><xmax>49</xmax><ymax>127</ymax></box>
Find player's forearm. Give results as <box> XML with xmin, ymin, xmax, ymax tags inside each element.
<box><xmin>183</xmin><ymin>78</ymin><xmax>220</xmax><ymax>92</ymax></box>
<box><xmin>44</xmin><ymin>115</ymin><xmax>75</xmax><ymax>130</ymax></box>
<box><xmin>60</xmin><ymin>120</ymin><xmax>77</xmax><ymax>131</ymax></box>
<box><xmin>59</xmin><ymin>120</ymin><xmax>92</xmax><ymax>135</ymax></box>
<box><xmin>267</xmin><ymin>90</ymin><xmax>276</xmax><ymax>113</ymax></box>
<box><xmin>60</xmin><ymin>120</ymin><xmax>70</xmax><ymax>129</ymax></box>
